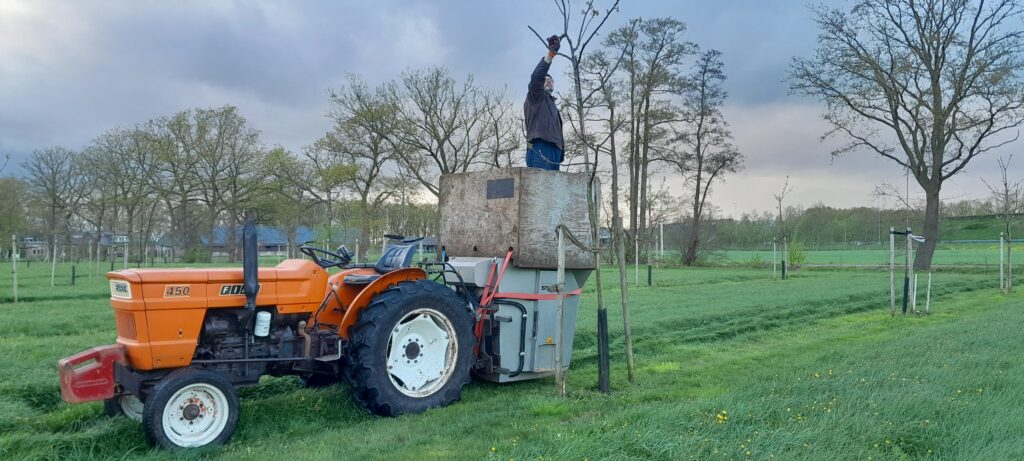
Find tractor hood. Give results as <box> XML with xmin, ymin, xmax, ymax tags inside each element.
<box><xmin>106</xmin><ymin>259</ymin><xmax>326</xmax><ymax>311</ymax></box>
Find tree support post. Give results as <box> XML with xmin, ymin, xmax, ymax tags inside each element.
<box><xmin>659</xmin><ymin>222</ymin><xmax>664</xmax><ymax>259</ymax></box>
<box><xmin>1000</xmin><ymin>233</ymin><xmax>1005</xmax><ymax>293</ymax></box>
<box><xmin>903</xmin><ymin>227</ymin><xmax>912</xmax><ymax>314</ymax></box>
<box><xmin>613</xmin><ymin>217</ymin><xmax>635</xmax><ymax>384</ymax></box>
<box><xmin>773</xmin><ymin>241</ymin><xmax>777</xmax><ymax>280</ymax></box>
<box><xmin>912</xmin><ymin>273</ymin><xmax>918</xmax><ymax>314</ymax></box>
<box><xmin>11</xmin><ymin>235</ymin><xmax>17</xmax><ymax>303</ymax></box>
<box><xmin>555</xmin><ymin>227</ymin><xmax>566</xmax><ymax>397</ymax></box>
<box><xmin>926</xmin><ymin>272</ymin><xmax>932</xmax><ymax>313</ymax></box>
<box><xmin>51</xmin><ymin>244</ymin><xmax>58</xmax><ymax>288</ymax></box>
<box><xmin>634</xmin><ymin>235</ymin><xmax>639</xmax><ymax>287</ymax></box>
<box><xmin>889</xmin><ymin>227</ymin><xmax>895</xmax><ymax>315</ymax></box>
<box><xmin>781</xmin><ymin>236</ymin><xmax>788</xmax><ymax>280</ymax></box>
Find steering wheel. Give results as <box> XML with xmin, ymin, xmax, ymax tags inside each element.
<box><xmin>384</xmin><ymin>234</ymin><xmax>425</xmax><ymax>244</ymax></box>
<box><xmin>299</xmin><ymin>245</ymin><xmax>352</xmax><ymax>268</ymax></box>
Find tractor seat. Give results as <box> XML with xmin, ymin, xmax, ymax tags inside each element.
<box><xmin>343</xmin><ymin>244</ymin><xmax>417</xmax><ymax>285</ymax></box>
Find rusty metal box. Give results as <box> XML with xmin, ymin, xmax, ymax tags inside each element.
<box><xmin>438</xmin><ymin>168</ymin><xmax>596</xmax><ymax>269</ymax></box>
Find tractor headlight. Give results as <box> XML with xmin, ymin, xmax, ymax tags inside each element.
<box><xmin>110</xmin><ymin>280</ymin><xmax>132</xmax><ymax>299</ymax></box>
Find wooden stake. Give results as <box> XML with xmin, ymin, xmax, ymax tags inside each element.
<box><xmin>634</xmin><ymin>235</ymin><xmax>639</xmax><ymax>286</ymax></box>
<box><xmin>904</xmin><ymin>227</ymin><xmax>912</xmax><ymax>314</ymax></box>
<box><xmin>555</xmin><ymin>226</ymin><xmax>566</xmax><ymax>397</ymax></box>
<box><xmin>912</xmin><ymin>273</ymin><xmax>918</xmax><ymax>314</ymax></box>
<box><xmin>11</xmin><ymin>235</ymin><xmax>17</xmax><ymax>303</ymax></box>
<box><xmin>772</xmin><ymin>241</ymin><xmax>777</xmax><ymax>280</ymax></box>
<box><xmin>889</xmin><ymin>227</ymin><xmax>895</xmax><ymax>315</ymax></box>
<box><xmin>615</xmin><ymin>217</ymin><xmax>635</xmax><ymax>383</ymax></box>
<box><xmin>1000</xmin><ymin>232</ymin><xmax>1005</xmax><ymax>293</ymax></box>
<box><xmin>926</xmin><ymin>272</ymin><xmax>932</xmax><ymax>313</ymax></box>
<box><xmin>51</xmin><ymin>244</ymin><xmax>57</xmax><ymax>288</ymax></box>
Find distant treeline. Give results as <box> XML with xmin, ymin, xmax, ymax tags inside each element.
<box><xmin>662</xmin><ymin>201</ymin><xmax>1020</xmax><ymax>252</ymax></box>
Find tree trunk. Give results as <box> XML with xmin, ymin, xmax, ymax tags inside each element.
<box><xmin>914</xmin><ymin>187</ymin><xmax>940</xmax><ymax>270</ymax></box>
<box><xmin>360</xmin><ymin>200</ymin><xmax>371</xmax><ymax>260</ymax></box>
<box><xmin>684</xmin><ymin>220</ymin><xmax>700</xmax><ymax>266</ymax></box>
<box><xmin>226</xmin><ymin>211</ymin><xmax>239</xmax><ymax>263</ymax></box>
<box><xmin>207</xmin><ymin>207</ymin><xmax>219</xmax><ymax>263</ymax></box>
<box><xmin>607</xmin><ymin>102</ymin><xmax>634</xmax><ymax>383</ymax></box>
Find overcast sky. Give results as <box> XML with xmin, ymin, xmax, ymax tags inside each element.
<box><xmin>1</xmin><ymin>0</ymin><xmax>1019</xmax><ymax>216</ymax></box>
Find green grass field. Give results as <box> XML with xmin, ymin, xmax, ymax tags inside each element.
<box><xmin>0</xmin><ymin>260</ymin><xmax>1021</xmax><ymax>460</ymax></box>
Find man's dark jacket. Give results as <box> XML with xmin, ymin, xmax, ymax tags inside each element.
<box><xmin>524</xmin><ymin>58</ymin><xmax>564</xmax><ymax>151</ymax></box>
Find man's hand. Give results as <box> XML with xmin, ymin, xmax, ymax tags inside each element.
<box><xmin>547</xmin><ymin>35</ymin><xmax>561</xmax><ymax>54</ymax></box>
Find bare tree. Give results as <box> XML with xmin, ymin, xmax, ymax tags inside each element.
<box><xmin>604</xmin><ymin>18</ymin><xmax>694</xmax><ymax>257</ymax></box>
<box><xmin>0</xmin><ymin>178</ymin><xmax>27</xmax><ymax>249</ymax></box>
<box><xmin>157</xmin><ymin>110</ymin><xmax>207</xmax><ymax>260</ymax></box>
<box><xmin>183</xmin><ymin>106</ymin><xmax>264</xmax><ymax>261</ymax></box>
<box><xmin>774</xmin><ymin>175</ymin><xmax>793</xmax><ymax>238</ymax></box>
<box><xmin>481</xmin><ymin>90</ymin><xmax>522</xmax><ymax>169</ymax></box>
<box><xmin>221</xmin><ymin>127</ymin><xmax>266</xmax><ymax>263</ymax></box>
<box><xmin>983</xmin><ymin>154</ymin><xmax>1022</xmax><ymax>292</ymax></box>
<box><xmin>392</xmin><ymin>67</ymin><xmax>495</xmax><ymax>196</ymax></box>
<box><xmin>323</xmin><ymin>76</ymin><xmax>403</xmax><ymax>253</ymax></box>
<box><xmin>88</xmin><ymin>127</ymin><xmax>160</xmax><ymax>263</ymax></box>
<box><xmin>668</xmin><ymin>49</ymin><xmax>745</xmax><ymax>266</ymax></box>
<box><xmin>579</xmin><ymin>46</ymin><xmax>635</xmax><ymax>382</ymax></box>
<box><xmin>791</xmin><ymin>0</ymin><xmax>1024</xmax><ymax>269</ymax></box>
<box><xmin>263</xmin><ymin>148</ymin><xmax>317</xmax><ymax>257</ymax></box>
<box><xmin>531</xmin><ymin>0</ymin><xmax>621</xmax><ymax>394</ymax></box>
<box><xmin>22</xmin><ymin>147</ymin><xmax>82</xmax><ymax>260</ymax></box>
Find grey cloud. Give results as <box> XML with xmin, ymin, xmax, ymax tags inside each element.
<box><xmin>0</xmin><ymin>0</ymin><xmax>1017</xmax><ymax>209</ymax></box>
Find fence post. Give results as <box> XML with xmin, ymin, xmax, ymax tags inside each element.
<box><xmin>772</xmin><ymin>241</ymin><xmax>777</xmax><ymax>280</ymax></box>
<box><xmin>555</xmin><ymin>226</ymin><xmax>566</xmax><ymax>397</ymax></box>
<box><xmin>1000</xmin><ymin>232</ymin><xmax>1005</xmax><ymax>293</ymax></box>
<box><xmin>912</xmin><ymin>273</ymin><xmax>918</xmax><ymax>314</ymax></box>
<box><xmin>659</xmin><ymin>222</ymin><xmax>664</xmax><ymax>259</ymax></box>
<box><xmin>781</xmin><ymin>236</ymin><xmax>788</xmax><ymax>280</ymax></box>
<box><xmin>634</xmin><ymin>235</ymin><xmax>639</xmax><ymax>287</ymax></box>
<box><xmin>926</xmin><ymin>272</ymin><xmax>932</xmax><ymax>313</ymax></box>
<box><xmin>903</xmin><ymin>227</ymin><xmax>912</xmax><ymax>314</ymax></box>
<box><xmin>889</xmin><ymin>227</ymin><xmax>895</xmax><ymax>315</ymax></box>
<box><xmin>71</xmin><ymin>265</ymin><xmax>76</xmax><ymax>286</ymax></box>
<box><xmin>51</xmin><ymin>244</ymin><xmax>58</xmax><ymax>288</ymax></box>
<box><xmin>11</xmin><ymin>235</ymin><xmax>17</xmax><ymax>303</ymax></box>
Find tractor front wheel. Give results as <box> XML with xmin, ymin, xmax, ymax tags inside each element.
<box><xmin>142</xmin><ymin>368</ymin><xmax>239</xmax><ymax>449</ymax></box>
<box><xmin>104</xmin><ymin>393</ymin><xmax>144</xmax><ymax>421</ymax></box>
<box><xmin>345</xmin><ymin>279</ymin><xmax>474</xmax><ymax>416</ymax></box>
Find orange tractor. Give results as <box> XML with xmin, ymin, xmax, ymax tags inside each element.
<box><xmin>58</xmin><ymin>215</ymin><xmax>480</xmax><ymax>449</ymax></box>
<box><xmin>59</xmin><ymin>169</ymin><xmax>593</xmax><ymax>450</ymax></box>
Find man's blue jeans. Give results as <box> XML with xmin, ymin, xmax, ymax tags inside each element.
<box><xmin>526</xmin><ymin>139</ymin><xmax>563</xmax><ymax>171</ymax></box>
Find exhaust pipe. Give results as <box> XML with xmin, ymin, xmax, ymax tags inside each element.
<box><xmin>242</xmin><ymin>210</ymin><xmax>258</xmax><ymax>311</ymax></box>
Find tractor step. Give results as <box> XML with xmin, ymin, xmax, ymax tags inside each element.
<box><xmin>315</xmin><ymin>340</ymin><xmax>343</xmax><ymax>362</ymax></box>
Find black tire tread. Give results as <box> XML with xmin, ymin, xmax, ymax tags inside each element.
<box><xmin>344</xmin><ymin>279</ymin><xmax>474</xmax><ymax>416</ymax></box>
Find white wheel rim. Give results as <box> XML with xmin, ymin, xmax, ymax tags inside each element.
<box><xmin>161</xmin><ymin>383</ymin><xmax>230</xmax><ymax>448</ymax></box>
<box><xmin>120</xmin><ymin>394</ymin><xmax>144</xmax><ymax>421</ymax></box>
<box><xmin>386</xmin><ymin>308</ymin><xmax>459</xmax><ymax>398</ymax></box>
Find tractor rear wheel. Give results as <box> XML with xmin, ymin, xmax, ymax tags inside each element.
<box><xmin>142</xmin><ymin>368</ymin><xmax>239</xmax><ymax>449</ymax></box>
<box><xmin>345</xmin><ymin>279</ymin><xmax>474</xmax><ymax>416</ymax></box>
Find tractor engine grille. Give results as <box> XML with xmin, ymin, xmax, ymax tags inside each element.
<box><xmin>116</xmin><ymin>311</ymin><xmax>137</xmax><ymax>340</ymax></box>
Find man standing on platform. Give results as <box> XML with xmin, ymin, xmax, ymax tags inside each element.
<box><xmin>524</xmin><ymin>34</ymin><xmax>564</xmax><ymax>170</ymax></box>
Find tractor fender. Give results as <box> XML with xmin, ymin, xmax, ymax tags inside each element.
<box><xmin>338</xmin><ymin>268</ymin><xmax>426</xmax><ymax>339</ymax></box>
